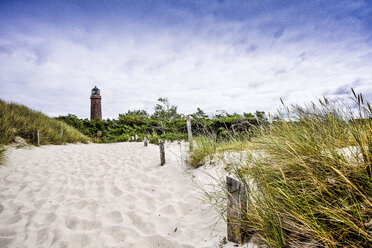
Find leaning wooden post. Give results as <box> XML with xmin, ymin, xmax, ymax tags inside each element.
<box><xmin>187</xmin><ymin>115</ymin><xmax>193</xmax><ymax>151</ymax></box>
<box><xmin>159</xmin><ymin>139</ymin><xmax>165</xmax><ymax>166</ymax></box>
<box><xmin>36</xmin><ymin>130</ymin><xmax>40</xmax><ymax>146</ymax></box>
<box><xmin>97</xmin><ymin>130</ymin><xmax>102</xmax><ymax>140</ymax></box>
<box><xmin>226</xmin><ymin>176</ymin><xmax>247</xmax><ymax>244</ymax></box>
<box><xmin>144</xmin><ymin>137</ymin><xmax>148</xmax><ymax>147</ymax></box>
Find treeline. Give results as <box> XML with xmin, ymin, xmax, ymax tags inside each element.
<box><xmin>56</xmin><ymin>98</ymin><xmax>267</xmax><ymax>143</ymax></box>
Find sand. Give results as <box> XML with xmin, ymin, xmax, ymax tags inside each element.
<box><xmin>0</xmin><ymin>142</ymin><xmax>254</xmax><ymax>248</ymax></box>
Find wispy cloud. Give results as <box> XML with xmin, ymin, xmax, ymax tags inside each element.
<box><xmin>0</xmin><ymin>0</ymin><xmax>371</xmax><ymax>118</ymax></box>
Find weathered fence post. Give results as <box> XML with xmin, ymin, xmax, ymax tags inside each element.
<box><xmin>97</xmin><ymin>130</ymin><xmax>102</xmax><ymax>140</ymax></box>
<box><xmin>226</xmin><ymin>176</ymin><xmax>247</xmax><ymax>244</ymax></box>
<box><xmin>160</xmin><ymin>121</ymin><xmax>166</xmax><ymax>135</ymax></box>
<box><xmin>59</xmin><ymin>129</ymin><xmax>63</xmax><ymax>137</ymax></box>
<box><xmin>144</xmin><ymin>137</ymin><xmax>148</xmax><ymax>146</ymax></box>
<box><xmin>187</xmin><ymin>115</ymin><xmax>193</xmax><ymax>151</ymax></box>
<box><xmin>36</xmin><ymin>130</ymin><xmax>40</xmax><ymax>146</ymax></box>
<box><xmin>159</xmin><ymin>139</ymin><xmax>165</xmax><ymax>166</ymax></box>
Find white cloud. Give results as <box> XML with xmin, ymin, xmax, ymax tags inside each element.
<box><xmin>0</xmin><ymin>17</ymin><xmax>371</xmax><ymax>119</ymax></box>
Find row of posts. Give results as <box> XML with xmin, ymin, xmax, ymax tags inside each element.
<box><xmin>35</xmin><ymin>129</ymin><xmax>64</xmax><ymax>146</ymax></box>
<box><xmin>140</xmin><ymin>115</ymin><xmax>194</xmax><ymax>166</ymax></box>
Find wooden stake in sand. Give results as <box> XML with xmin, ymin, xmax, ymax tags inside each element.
<box><xmin>159</xmin><ymin>139</ymin><xmax>165</xmax><ymax>166</ymax></box>
<box><xmin>187</xmin><ymin>115</ymin><xmax>193</xmax><ymax>151</ymax></box>
<box><xmin>187</xmin><ymin>115</ymin><xmax>193</xmax><ymax>152</ymax></box>
<box><xmin>144</xmin><ymin>137</ymin><xmax>148</xmax><ymax>146</ymax></box>
<box><xmin>97</xmin><ymin>130</ymin><xmax>102</xmax><ymax>140</ymax></box>
<box><xmin>226</xmin><ymin>176</ymin><xmax>247</xmax><ymax>244</ymax></box>
<box><xmin>36</xmin><ymin>130</ymin><xmax>40</xmax><ymax>146</ymax></box>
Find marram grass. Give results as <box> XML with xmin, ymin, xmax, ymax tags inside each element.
<box><xmin>187</xmin><ymin>133</ymin><xmax>252</xmax><ymax>168</ymax></box>
<box><xmin>0</xmin><ymin>99</ymin><xmax>90</xmax><ymax>148</ymax></box>
<box><xmin>192</xmin><ymin>92</ymin><xmax>372</xmax><ymax>247</ymax></box>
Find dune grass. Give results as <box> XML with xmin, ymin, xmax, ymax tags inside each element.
<box><xmin>191</xmin><ymin>92</ymin><xmax>372</xmax><ymax>247</ymax></box>
<box><xmin>187</xmin><ymin>133</ymin><xmax>253</xmax><ymax>168</ymax></box>
<box><xmin>0</xmin><ymin>147</ymin><xmax>5</xmax><ymax>164</ymax></box>
<box><xmin>0</xmin><ymin>99</ymin><xmax>90</xmax><ymax>149</ymax></box>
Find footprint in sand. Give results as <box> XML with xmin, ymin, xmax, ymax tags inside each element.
<box><xmin>6</xmin><ymin>214</ymin><xmax>22</xmax><ymax>225</ymax></box>
<box><xmin>127</xmin><ymin>212</ymin><xmax>149</xmax><ymax>231</ymax></box>
<box><xmin>45</xmin><ymin>212</ymin><xmax>57</xmax><ymax>223</ymax></box>
<box><xmin>0</xmin><ymin>238</ymin><xmax>13</xmax><ymax>247</ymax></box>
<box><xmin>68</xmin><ymin>233</ymin><xmax>91</xmax><ymax>248</ymax></box>
<box><xmin>70</xmin><ymin>189</ymin><xmax>86</xmax><ymax>198</ymax></box>
<box><xmin>159</xmin><ymin>204</ymin><xmax>176</xmax><ymax>215</ymax></box>
<box><xmin>50</xmin><ymin>229</ymin><xmax>61</xmax><ymax>246</ymax></box>
<box><xmin>65</xmin><ymin>216</ymin><xmax>100</xmax><ymax>231</ymax></box>
<box><xmin>103</xmin><ymin>211</ymin><xmax>123</xmax><ymax>224</ymax></box>
<box><xmin>36</xmin><ymin>228</ymin><xmax>49</xmax><ymax>246</ymax></box>
<box><xmin>122</xmin><ymin>193</ymin><xmax>136</xmax><ymax>202</ymax></box>
<box><xmin>103</xmin><ymin>226</ymin><xmax>127</xmax><ymax>242</ymax></box>
<box><xmin>33</xmin><ymin>199</ymin><xmax>46</xmax><ymax>208</ymax></box>
<box><xmin>0</xmin><ymin>228</ymin><xmax>16</xmax><ymax>237</ymax></box>
<box><xmin>110</xmin><ymin>186</ymin><xmax>122</xmax><ymax>197</ymax></box>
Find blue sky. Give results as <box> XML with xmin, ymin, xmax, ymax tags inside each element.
<box><xmin>0</xmin><ymin>0</ymin><xmax>371</xmax><ymax>119</ymax></box>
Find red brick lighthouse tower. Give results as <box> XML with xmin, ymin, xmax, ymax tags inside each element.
<box><xmin>90</xmin><ymin>86</ymin><xmax>102</xmax><ymax>121</ymax></box>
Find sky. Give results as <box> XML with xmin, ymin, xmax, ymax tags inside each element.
<box><xmin>0</xmin><ymin>0</ymin><xmax>372</xmax><ymax>119</ymax></box>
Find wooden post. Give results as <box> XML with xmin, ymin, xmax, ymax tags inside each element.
<box><xmin>135</xmin><ymin>134</ymin><xmax>138</xmax><ymax>141</ymax></box>
<box><xmin>159</xmin><ymin>139</ymin><xmax>165</xmax><ymax>166</ymax></box>
<box><xmin>144</xmin><ymin>137</ymin><xmax>148</xmax><ymax>146</ymax></box>
<box><xmin>160</xmin><ymin>121</ymin><xmax>166</xmax><ymax>135</ymax></box>
<box><xmin>187</xmin><ymin>115</ymin><xmax>193</xmax><ymax>151</ymax></box>
<box><xmin>36</xmin><ymin>130</ymin><xmax>40</xmax><ymax>146</ymax></box>
<box><xmin>226</xmin><ymin>176</ymin><xmax>247</xmax><ymax>244</ymax></box>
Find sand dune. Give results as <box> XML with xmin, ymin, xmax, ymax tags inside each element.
<box><xmin>0</xmin><ymin>142</ymin><xmax>252</xmax><ymax>247</ymax></box>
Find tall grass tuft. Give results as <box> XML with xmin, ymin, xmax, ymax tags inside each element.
<box><xmin>0</xmin><ymin>146</ymin><xmax>5</xmax><ymax>164</ymax></box>
<box><xmin>196</xmin><ymin>92</ymin><xmax>372</xmax><ymax>247</ymax></box>
<box><xmin>0</xmin><ymin>99</ymin><xmax>90</xmax><ymax>147</ymax></box>
<box><xmin>187</xmin><ymin>132</ymin><xmax>251</xmax><ymax>168</ymax></box>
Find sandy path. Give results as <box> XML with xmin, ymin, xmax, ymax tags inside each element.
<box><xmin>0</xmin><ymin>142</ymin><xmax>226</xmax><ymax>248</ymax></box>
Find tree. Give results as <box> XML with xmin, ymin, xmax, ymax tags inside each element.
<box><xmin>152</xmin><ymin>97</ymin><xmax>180</xmax><ymax>121</ymax></box>
<box><xmin>255</xmin><ymin>111</ymin><xmax>267</xmax><ymax>122</ymax></box>
<box><xmin>192</xmin><ymin>108</ymin><xmax>208</xmax><ymax>119</ymax></box>
<box><xmin>119</xmin><ymin>110</ymin><xmax>149</xmax><ymax>118</ymax></box>
<box><xmin>243</xmin><ymin>112</ymin><xmax>255</xmax><ymax>119</ymax></box>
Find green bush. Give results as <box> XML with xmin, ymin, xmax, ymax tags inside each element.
<box><xmin>56</xmin><ymin>98</ymin><xmax>266</xmax><ymax>144</ymax></box>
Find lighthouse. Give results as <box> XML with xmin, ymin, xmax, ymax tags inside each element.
<box><xmin>90</xmin><ymin>86</ymin><xmax>102</xmax><ymax>121</ymax></box>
